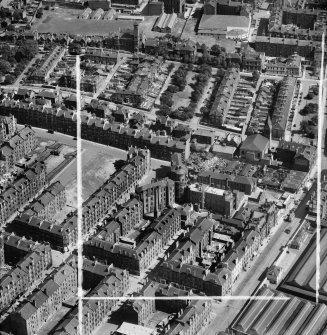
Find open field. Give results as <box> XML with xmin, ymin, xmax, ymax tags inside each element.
<box><xmin>33</xmin><ymin>7</ymin><xmax>134</xmax><ymax>34</ymax></box>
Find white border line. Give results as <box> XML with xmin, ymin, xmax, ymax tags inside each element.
<box><xmin>316</xmin><ymin>32</ymin><xmax>325</xmax><ymax>304</ymax></box>
<box><xmin>76</xmin><ymin>55</ymin><xmax>84</xmax><ymax>335</ymax></box>
<box><xmin>74</xmin><ymin>37</ymin><xmax>325</xmax><ymax>333</ymax></box>
<box><xmin>81</xmin><ymin>296</ymin><xmax>290</xmax><ymax>301</ymax></box>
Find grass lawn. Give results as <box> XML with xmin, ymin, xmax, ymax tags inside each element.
<box><xmin>171</xmin><ymin>70</ymin><xmax>196</xmax><ymax>110</ymax></box>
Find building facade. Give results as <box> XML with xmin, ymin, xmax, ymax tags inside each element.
<box><xmin>136</xmin><ymin>178</ymin><xmax>175</xmax><ymax>217</ymax></box>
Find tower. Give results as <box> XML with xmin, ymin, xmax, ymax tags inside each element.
<box><xmin>133</xmin><ymin>21</ymin><xmax>140</xmax><ymax>54</ymax></box>
<box><xmin>0</xmin><ymin>233</ymin><xmax>4</xmax><ymax>269</ymax></box>
<box><xmin>170</xmin><ymin>153</ymin><xmax>187</xmax><ymax>203</ymax></box>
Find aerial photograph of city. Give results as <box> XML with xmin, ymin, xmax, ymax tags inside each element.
<box><xmin>0</xmin><ymin>0</ymin><xmax>326</xmax><ymax>334</ymax></box>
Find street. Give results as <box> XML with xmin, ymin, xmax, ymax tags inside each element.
<box><xmin>205</xmin><ymin>177</ymin><xmax>315</xmax><ymax>333</ymax></box>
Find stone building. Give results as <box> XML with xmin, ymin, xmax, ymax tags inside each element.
<box><xmin>0</xmin><ymin>161</ymin><xmax>47</xmax><ymax>226</ymax></box>
<box><xmin>7</xmin><ymin>257</ymin><xmax>77</xmax><ymax>335</ymax></box>
<box><xmin>136</xmin><ymin>178</ymin><xmax>175</xmax><ymax>217</ymax></box>
<box><xmin>170</xmin><ymin>153</ymin><xmax>187</xmax><ymax>203</ymax></box>
<box><xmin>0</xmin><ymin>126</ymin><xmax>37</xmax><ymax>173</ymax></box>
<box><xmin>0</xmin><ymin>244</ymin><xmax>52</xmax><ymax>312</ymax></box>
<box><xmin>0</xmin><ymin>115</ymin><xmax>16</xmax><ymax>142</ymax></box>
<box><xmin>24</xmin><ymin>181</ymin><xmax>66</xmax><ymax>221</ymax></box>
<box><xmin>0</xmin><ymin>100</ymin><xmax>190</xmax><ymax>161</ymax></box>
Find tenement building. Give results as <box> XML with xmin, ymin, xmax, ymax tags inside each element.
<box><xmin>4</xmin><ymin>256</ymin><xmax>77</xmax><ymax>335</ymax></box>
<box><xmin>136</xmin><ymin>178</ymin><xmax>175</xmax><ymax>217</ymax></box>
<box><xmin>0</xmin><ymin>99</ymin><xmax>190</xmax><ymax>161</ymax></box>
<box><xmin>0</xmin><ymin>160</ymin><xmax>47</xmax><ymax>226</ymax></box>
<box><xmin>0</xmin><ymin>243</ymin><xmax>52</xmax><ymax>312</ymax></box>
<box><xmin>83</xmin><ymin>207</ymin><xmax>182</xmax><ymax>275</ymax></box>
<box><xmin>0</xmin><ymin>125</ymin><xmax>37</xmax><ymax>174</ymax></box>
<box><xmin>254</xmin><ymin>4</ymin><xmax>325</xmax><ymax>57</ymax></box>
<box><xmin>11</xmin><ymin>214</ymin><xmax>78</xmax><ymax>252</ymax></box>
<box><xmin>0</xmin><ymin>115</ymin><xmax>16</xmax><ymax>142</ymax></box>
<box><xmin>12</xmin><ymin>148</ymin><xmax>150</xmax><ymax>250</ymax></box>
<box><xmin>23</xmin><ymin>181</ymin><xmax>66</xmax><ymax>221</ymax></box>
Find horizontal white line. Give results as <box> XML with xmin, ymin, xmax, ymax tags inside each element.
<box><xmin>81</xmin><ymin>296</ymin><xmax>290</xmax><ymax>301</ymax></box>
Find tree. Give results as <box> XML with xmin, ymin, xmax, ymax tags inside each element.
<box><xmin>305</xmin><ymin>93</ymin><xmax>314</xmax><ymax>100</ymax></box>
<box><xmin>211</xmin><ymin>44</ymin><xmax>221</xmax><ymax>56</ymax></box>
<box><xmin>68</xmin><ymin>42</ymin><xmax>82</xmax><ymax>55</ymax></box>
<box><xmin>167</xmin><ymin>63</ymin><xmax>174</xmax><ymax>73</ymax></box>
<box><xmin>15</xmin><ymin>40</ymin><xmax>38</xmax><ymax>61</ymax></box>
<box><xmin>300</xmin><ymin>120</ymin><xmax>314</xmax><ymax>135</ymax></box>
<box><xmin>0</xmin><ymin>43</ymin><xmax>13</xmax><ymax>61</ymax></box>
<box><xmin>167</xmin><ymin>85</ymin><xmax>179</xmax><ymax>93</ymax></box>
<box><xmin>4</xmin><ymin>74</ymin><xmax>14</xmax><ymax>84</ymax></box>
<box><xmin>198</xmin><ymin>64</ymin><xmax>212</xmax><ymax>76</ymax></box>
<box><xmin>200</xmin><ymin>107</ymin><xmax>209</xmax><ymax>115</ymax></box>
<box><xmin>252</xmin><ymin>70</ymin><xmax>260</xmax><ymax>82</ymax></box>
<box><xmin>0</xmin><ymin>59</ymin><xmax>11</xmax><ymax>74</ymax></box>
<box><xmin>310</xmin><ymin>114</ymin><xmax>318</xmax><ymax>126</ymax></box>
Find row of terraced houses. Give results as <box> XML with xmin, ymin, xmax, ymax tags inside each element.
<box><xmin>0</xmin><ymin>99</ymin><xmax>190</xmax><ymax>161</ymax></box>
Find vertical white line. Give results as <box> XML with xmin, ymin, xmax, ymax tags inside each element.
<box><xmin>76</xmin><ymin>55</ymin><xmax>83</xmax><ymax>334</ymax></box>
<box><xmin>316</xmin><ymin>32</ymin><xmax>325</xmax><ymax>304</ymax></box>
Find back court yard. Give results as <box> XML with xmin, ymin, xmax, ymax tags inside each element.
<box><xmin>54</xmin><ymin>144</ymin><xmax>118</xmax><ymax>213</ymax></box>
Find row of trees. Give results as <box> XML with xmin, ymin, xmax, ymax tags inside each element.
<box><xmin>299</xmin><ymin>103</ymin><xmax>318</xmax><ymax>116</ymax></box>
<box><xmin>0</xmin><ymin>40</ymin><xmax>38</xmax><ymax>84</ymax></box>
<box><xmin>200</xmin><ymin>68</ymin><xmax>226</xmax><ymax>122</ymax></box>
<box><xmin>300</xmin><ymin>118</ymin><xmax>317</xmax><ymax>138</ymax></box>
<box><xmin>159</xmin><ymin>65</ymin><xmax>189</xmax><ymax>110</ymax></box>
<box><xmin>190</xmin><ymin>64</ymin><xmax>212</xmax><ymax>103</ymax></box>
<box><xmin>158</xmin><ymin>64</ymin><xmax>199</xmax><ymax>121</ymax></box>
<box><xmin>148</xmin><ymin>38</ymin><xmax>229</xmax><ymax>68</ymax></box>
